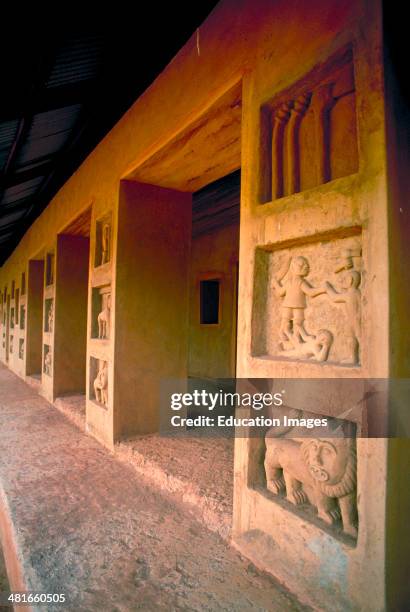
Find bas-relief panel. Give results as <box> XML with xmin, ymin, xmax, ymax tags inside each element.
<box><xmin>44</xmin><ymin>345</ymin><xmax>52</xmax><ymax>376</ymax></box>
<box><xmin>260</xmin><ymin>47</ymin><xmax>358</xmax><ymax>203</ymax></box>
<box><xmin>90</xmin><ymin>357</ymin><xmax>109</xmax><ymax>408</ymax></box>
<box><xmin>264</xmin><ymin>421</ymin><xmax>358</xmax><ymax>540</ymax></box>
<box><xmin>254</xmin><ymin>235</ymin><xmax>363</xmax><ymax>366</ymax></box>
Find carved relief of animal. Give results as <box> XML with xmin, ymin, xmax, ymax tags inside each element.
<box><xmin>94</xmin><ymin>360</ymin><xmax>108</xmax><ymax>406</ymax></box>
<box><xmin>97</xmin><ymin>293</ymin><xmax>111</xmax><ymax>339</ymax></box>
<box><xmin>264</xmin><ymin>435</ymin><xmax>357</xmax><ymax>537</ymax></box>
<box><xmin>101</xmin><ymin>223</ymin><xmax>110</xmax><ymax>265</ymax></box>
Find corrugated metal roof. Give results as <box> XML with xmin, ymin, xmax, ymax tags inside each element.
<box><xmin>46</xmin><ymin>36</ymin><xmax>103</xmax><ymax>88</ymax></box>
<box><xmin>2</xmin><ymin>177</ymin><xmax>44</xmax><ymax>206</ymax></box>
<box><xmin>0</xmin><ymin>120</ymin><xmax>19</xmax><ymax>171</ymax></box>
<box><xmin>0</xmin><ymin>4</ymin><xmax>221</xmax><ymax>264</ymax></box>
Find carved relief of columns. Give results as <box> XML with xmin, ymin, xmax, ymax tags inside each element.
<box><xmin>311</xmin><ymin>83</ymin><xmax>336</xmax><ymax>184</ymax></box>
<box><xmin>271</xmin><ymin>102</ymin><xmax>292</xmax><ymax>200</ymax></box>
<box><xmin>284</xmin><ymin>92</ymin><xmax>311</xmax><ymax>196</ymax></box>
<box><xmin>260</xmin><ymin>52</ymin><xmax>358</xmax><ymax>202</ymax></box>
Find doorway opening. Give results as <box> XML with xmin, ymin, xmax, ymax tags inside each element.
<box><xmin>187</xmin><ymin>169</ymin><xmax>240</xmax><ymax>414</ymax></box>
<box><xmin>116</xmin><ymin>79</ymin><xmax>242</xmax><ymax>538</ymax></box>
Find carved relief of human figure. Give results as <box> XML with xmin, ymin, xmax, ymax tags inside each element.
<box><xmin>272</xmin><ymin>256</ymin><xmax>326</xmax><ymax>345</ymax></box>
<box><xmin>48</xmin><ymin>301</ymin><xmax>54</xmax><ymax>333</ymax></box>
<box><xmin>325</xmin><ymin>269</ymin><xmax>361</xmax><ymax>364</ymax></box>
<box><xmin>101</xmin><ymin>223</ymin><xmax>110</xmax><ymax>265</ymax></box>
<box><xmin>44</xmin><ymin>349</ymin><xmax>52</xmax><ymax>376</ymax></box>
<box><xmin>97</xmin><ymin>293</ymin><xmax>111</xmax><ymax>339</ymax></box>
<box><xmin>280</xmin><ymin>329</ymin><xmax>333</xmax><ymax>362</ymax></box>
<box><xmin>94</xmin><ymin>360</ymin><xmax>108</xmax><ymax>405</ymax></box>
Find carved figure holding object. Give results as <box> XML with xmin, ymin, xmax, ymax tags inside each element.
<box><xmin>272</xmin><ymin>256</ymin><xmax>326</xmax><ymax>345</ymax></box>
<box><xmin>325</xmin><ymin>269</ymin><xmax>361</xmax><ymax>365</ymax></box>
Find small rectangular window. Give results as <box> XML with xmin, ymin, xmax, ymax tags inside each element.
<box><xmin>200</xmin><ymin>279</ymin><xmax>220</xmax><ymax>324</ymax></box>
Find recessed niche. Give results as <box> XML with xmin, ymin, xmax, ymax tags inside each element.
<box><xmin>89</xmin><ymin>356</ymin><xmax>108</xmax><ymax>408</ymax></box>
<box><xmin>95</xmin><ymin>214</ymin><xmax>111</xmax><ymax>267</ymax></box>
<box><xmin>44</xmin><ymin>299</ymin><xmax>54</xmax><ymax>333</ymax></box>
<box><xmin>44</xmin><ymin>345</ymin><xmax>52</xmax><ymax>376</ymax></box>
<box><xmin>11</xmin><ymin>281</ymin><xmax>15</xmax><ymax>299</ymax></box>
<box><xmin>251</xmin><ymin>231</ymin><xmax>363</xmax><ymax>366</ymax></box>
<box><xmin>10</xmin><ymin>308</ymin><xmax>15</xmax><ymax>329</ymax></box>
<box><xmin>15</xmin><ymin>289</ymin><xmax>19</xmax><ymax>325</ymax></box>
<box><xmin>20</xmin><ymin>305</ymin><xmax>25</xmax><ymax>330</ymax></box>
<box><xmin>10</xmin><ymin>335</ymin><xmax>14</xmax><ymax>354</ymax></box>
<box><xmin>91</xmin><ymin>285</ymin><xmax>111</xmax><ymax>339</ymax></box>
<box><xmin>259</xmin><ymin>47</ymin><xmax>358</xmax><ymax>203</ymax></box>
<box><xmin>19</xmin><ymin>338</ymin><xmax>24</xmax><ymax>360</ymax></box>
<box><xmin>46</xmin><ymin>252</ymin><xmax>55</xmax><ymax>286</ymax></box>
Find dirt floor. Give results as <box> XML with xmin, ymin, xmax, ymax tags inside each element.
<box><xmin>0</xmin><ymin>364</ymin><xmax>309</xmax><ymax>611</ymax></box>
<box><xmin>117</xmin><ymin>434</ymin><xmax>234</xmax><ymax>541</ymax></box>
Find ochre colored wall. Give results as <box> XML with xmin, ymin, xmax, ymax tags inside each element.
<box><xmin>26</xmin><ymin>260</ymin><xmax>44</xmax><ymax>376</ymax></box>
<box><xmin>113</xmin><ymin>181</ymin><xmax>192</xmax><ymax>439</ymax></box>
<box><xmin>54</xmin><ymin>235</ymin><xmax>90</xmax><ymax>396</ymax></box>
<box><xmin>188</xmin><ymin>223</ymin><xmax>239</xmax><ymax>379</ymax></box>
<box><xmin>0</xmin><ymin>0</ymin><xmax>362</xmax><ymax>285</ymax></box>
<box><xmin>0</xmin><ymin>2</ymin><xmax>407</xmax><ymax>610</ymax></box>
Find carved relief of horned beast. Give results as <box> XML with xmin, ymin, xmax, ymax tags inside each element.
<box><xmin>264</xmin><ymin>435</ymin><xmax>358</xmax><ymax>537</ymax></box>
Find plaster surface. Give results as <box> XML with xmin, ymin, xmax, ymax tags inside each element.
<box><xmin>117</xmin><ymin>435</ymin><xmax>234</xmax><ymax>541</ymax></box>
<box><xmin>188</xmin><ymin>223</ymin><xmax>239</xmax><ymax>379</ymax></box>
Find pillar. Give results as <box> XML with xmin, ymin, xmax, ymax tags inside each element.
<box><xmin>54</xmin><ymin>234</ymin><xmax>90</xmax><ymax>397</ymax></box>
<box><xmin>114</xmin><ymin>181</ymin><xmax>192</xmax><ymax>439</ymax></box>
<box><xmin>26</xmin><ymin>260</ymin><xmax>44</xmax><ymax>377</ymax></box>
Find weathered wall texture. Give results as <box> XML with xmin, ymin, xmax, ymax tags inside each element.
<box><xmin>0</xmin><ymin>1</ymin><xmax>408</xmax><ymax>610</ymax></box>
